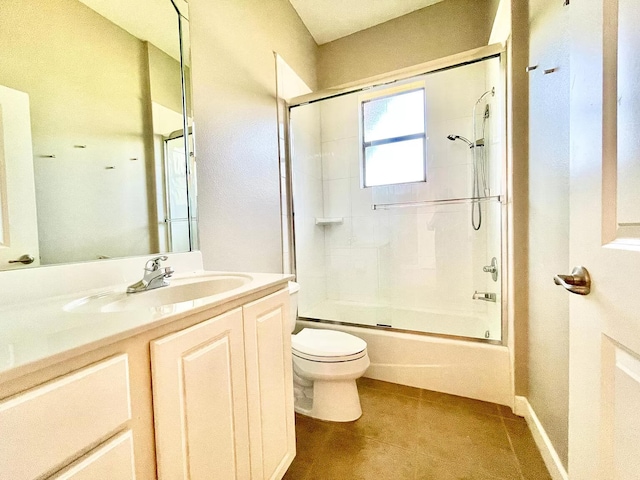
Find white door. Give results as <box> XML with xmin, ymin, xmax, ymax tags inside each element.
<box><xmin>0</xmin><ymin>85</ymin><xmax>39</xmax><ymax>268</ymax></box>
<box><xmin>567</xmin><ymin>1</ymin><xmax>640</xmax><ymax>478</ymax></box>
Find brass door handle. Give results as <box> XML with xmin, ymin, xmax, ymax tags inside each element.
<box><xmin>8</xmin><ymin>254</ymin><xmax>35</xmax><ymax>265</ymax></box>
<box><xmin>554</xmin><ymin>266</ymin><xmax>591</xmax><ymax>295</ymax></box>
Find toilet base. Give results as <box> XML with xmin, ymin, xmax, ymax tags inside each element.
<box><xmin>294</xmin><ymin>379</ymin><xmax>362</xmax><ymax>422</ymax></box>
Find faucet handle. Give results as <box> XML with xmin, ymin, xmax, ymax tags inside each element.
<box><xmin>145</xmin><ymin>255</ymin><xmax>169</xmax><ymax>271</ymax></box>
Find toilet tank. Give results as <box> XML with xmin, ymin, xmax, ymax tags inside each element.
<box><xmin>288</xmin><ymin>282</ymin><xmax>300</xmax><ymax>333</ymax></box>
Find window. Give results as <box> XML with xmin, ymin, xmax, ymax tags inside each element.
<box><xmin>360</xmin><ymin>86</ymin><xmax>427</xmax><ymax>187</ymax></box>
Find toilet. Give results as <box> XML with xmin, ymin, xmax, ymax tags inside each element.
<box><xmin>288</xmin><ymin>282</ymin><xmax>370</xmax><ymax>422</ymax></box>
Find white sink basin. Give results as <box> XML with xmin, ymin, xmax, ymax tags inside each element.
<box><xmin>64</xmin><ymin>274</ymin><xmax>253</xmax><ymax>313</ymax></box>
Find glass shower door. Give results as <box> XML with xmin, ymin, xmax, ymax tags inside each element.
<box><xmin>289</xmin><ymin>55</ymin><xmax>504</xmax><ymax>342</ymax></box>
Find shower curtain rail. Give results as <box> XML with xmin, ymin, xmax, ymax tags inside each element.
<box><xmin>372</xmin><ymin>195</ymin><xmax>503</xmax><ymax>210</ymax></box>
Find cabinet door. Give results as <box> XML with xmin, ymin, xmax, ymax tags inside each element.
<box><xmin>243</xmin><ymin>289</ymin><xmax>295</xmax><ymax>480</ymax></box>
<box><xmin>151</xmin><ymin>308</ymin><xmax>250</xmax><ymax>480</ymax></box>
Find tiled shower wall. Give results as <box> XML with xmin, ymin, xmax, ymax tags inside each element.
<box><xmin>291</xmin><ymin>58</ymin><xmax>504</xmax><ymax>337</ymax></box>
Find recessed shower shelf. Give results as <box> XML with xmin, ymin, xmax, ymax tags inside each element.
<box><xmin>372</xmin><ymin>195</ymin><xmax>504</xmax><ymax>210</ymax></box>
<box><xmin>315</xmin><ymin>217</ymin><xmax>344</xmax><ymax>226</ymax></box>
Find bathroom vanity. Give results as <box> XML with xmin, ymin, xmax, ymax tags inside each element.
<box><xmin>0</xmin><ymin>256</ymin><xmax>295</xmax><ymax>479</ymax></box>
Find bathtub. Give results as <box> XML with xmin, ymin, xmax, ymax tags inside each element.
<box><xmin>296</xmin><ymin>305</ymin><xmax>512</xmax><ymax>407</ymax></box>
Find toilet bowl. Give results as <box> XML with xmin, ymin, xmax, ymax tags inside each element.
<box><xmin>288</xmin><ymin>282</ymin><xmax>370</xmax><ymax>422</ymax></box>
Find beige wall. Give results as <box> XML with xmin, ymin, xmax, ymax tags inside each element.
<box><xmin>489</xmin><ymin>0</ymin><xmax>502</xmax><ymax>19</ymax></box>
<box><xmin>317</xmin><ymin>0</ymin><xmax>498</xmax><ymax>89</ymax></box>
<box><xmin>501</xmin><ymin>0</ymin><xmax>570</xmax><ymax>468</ymax></box>
<box><xmin>148</xmin><ymin>43</ymin><xmax>184</xmax><ymax>115</ymax></box>
<box><xmin>189</xmin><ymin>0</ymin><xmax>318</xmax><ymax>273</ymax></box>
<box><xmin>527</xmin><ymin>0</ymin><xmax>570</xmax><ymax>467</ymax></box>
<box><xmin>507</xmin><ymin>0</ymin><xmax>529</xmax><ymax>401</ymax></box>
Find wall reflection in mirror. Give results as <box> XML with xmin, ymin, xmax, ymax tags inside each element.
<box><xmin>0</xmin><ymin>0</ymin><xmax>196</xmax><ymax>271</ymax></box>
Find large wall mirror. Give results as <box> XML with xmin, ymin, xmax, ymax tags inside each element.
<box><xmin>0</xmin><ymin>0</ymin><xmax>196</xmax><ymax>271</ymax></box>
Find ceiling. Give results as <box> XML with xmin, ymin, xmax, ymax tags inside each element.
<box><xmin>288</xmin><ymin>0</ymin><xmax>446</xmax><ymax>45</ymax></box>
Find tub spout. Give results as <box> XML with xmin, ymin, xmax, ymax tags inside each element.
<box><xmin>472</xmin><ymin>291</ymin><xmax>496</xmax><ymax>302</ymax></box>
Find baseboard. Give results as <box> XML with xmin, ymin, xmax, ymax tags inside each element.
<box><xmin>514</xmin><ymin>396</ymin><xmax>568</xmax><ymax>480</ymax></box>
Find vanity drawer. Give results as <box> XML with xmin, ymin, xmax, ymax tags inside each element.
<box><xmin>51</xmin><ymin>430</ymin><xmax>135</xmax><ymax>480</ymax></box>
<box><xmin>0</xmin><ymin>354</ymin><xmax>132</xmax><ymax>480</ymax></box>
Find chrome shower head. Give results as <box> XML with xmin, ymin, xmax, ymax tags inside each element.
<box><xmin>447</xmin><ymin>134</ymin><xmax>474</xmax><ymax>147</ymax></box>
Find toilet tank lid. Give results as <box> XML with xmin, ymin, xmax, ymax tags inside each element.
<box><xmin>292</xmin><ymin>328</ymin><xmax>367</xmax><ymax>357</ymax></box>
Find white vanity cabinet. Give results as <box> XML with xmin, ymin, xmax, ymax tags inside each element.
<box><xmin>151</xmin><ymin>288</ymin><xmax>295</xmax><ymax>480</ymax></box>
<box><xmin>0</xmin><ymin>276</ymin><xmax>294</xmax><ymax>480</ymax></box>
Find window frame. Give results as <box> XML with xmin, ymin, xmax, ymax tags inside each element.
<box><xmin>359</xmin><ymin>82</ymin><xmax>428</xmax><ymax>188</ymax></box>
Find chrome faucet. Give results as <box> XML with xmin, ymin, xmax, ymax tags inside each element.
<box><xmin>127</xmin><ymin>256</ymin><xmax>174</xmax><ymax>293</ymax></box>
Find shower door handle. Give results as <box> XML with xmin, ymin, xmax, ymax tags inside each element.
<box><xmin>554</xmin><ymin>266</ymin><xmax>591</xmax><ymax>295</ymax></box>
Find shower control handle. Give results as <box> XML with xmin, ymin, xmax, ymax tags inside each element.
<box><xmin>554</xmin><ymin>266</ymin><xmax>591</xmax><ymax>295</ymax></box>
<box><xmin>483</xmin><ymin>257</ymin><xmax>499</xmax><ymax>282</ymax></box>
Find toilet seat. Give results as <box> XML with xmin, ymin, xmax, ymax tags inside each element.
<box><xmin>292</xmin><ymin>328</ymin><xmax>367</xmax><ymax>361</ymax></box>
<box><xmin>292</xmin><ymin>349</ymin><xmax>367</xmax><ymax>363</ymax></box>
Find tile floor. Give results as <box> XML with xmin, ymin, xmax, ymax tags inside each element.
<box><xmin>283</xmin><ymin>378</ymin><xmax>552</xmax><ymax>480</ymax></box>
